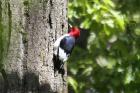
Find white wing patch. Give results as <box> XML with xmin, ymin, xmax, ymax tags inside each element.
<box><xmin>58</xmin><ymin>47</ymin><xmax>68</xmax><ymax>62</ymax></box>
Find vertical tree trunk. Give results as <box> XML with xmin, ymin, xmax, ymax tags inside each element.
<box><xmin>0</xmin><ymin>0</ymin><xmax>68</xmax><ymax>93</ymax></box>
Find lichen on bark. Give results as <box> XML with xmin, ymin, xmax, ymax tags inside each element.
<box><xmin>0</xmin><ymin>0</ymin><xmax>12</xmax><ymax>68</ymax></box>
<box><xmin>0</xmin><ymin>0</ymin><xmax>12</xmax><ymax>92</ymax></box>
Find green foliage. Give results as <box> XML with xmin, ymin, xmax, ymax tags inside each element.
<box><xmin>68</xmin><ymin>76</ymin><xmax>78</xmax><ymax>93</ymax></box>
<box><xmin>68</xmin><ymin>0</ymin><xmax>140</xmax><ymax>93</ymax></box>
<box><xmin>68</xmin><ymin>0</ymin><xmax>126</xmax><ymax>35</ymax></box>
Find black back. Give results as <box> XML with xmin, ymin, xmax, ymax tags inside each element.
<box><xmin>60</xmin><ymin>36</ymin><xmax>75</xmax><ymax>54</ymax></box>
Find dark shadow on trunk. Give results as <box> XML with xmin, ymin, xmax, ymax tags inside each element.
<box><xmin>0</xmin><ymin>71</ymin><xmax>57</xmax><ymax>93</ymax></box>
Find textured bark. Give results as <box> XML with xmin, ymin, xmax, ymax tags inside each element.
<box><xmin>0</xmin><ymin>0</ymin><xmax>68</xmax><ymax>93</ymax></box>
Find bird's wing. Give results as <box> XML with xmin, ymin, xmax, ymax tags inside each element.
<box><xmin>53</xmin><ymin>34</ymin><xmax>69</xmax><ymax>55</ymax></box>
<box><xmin>60</xmin><ymin>36</ymin><xmax>75</xmax><ymax>55</ymax></box>
<box><xmin>54</xmin><ymin>34</ymin><xmax>69</xmax><ymax>48</ymax></box>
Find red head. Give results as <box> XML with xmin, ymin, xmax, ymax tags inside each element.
<box><xmin>69</xmin><ymin>27</ymin><xmax>80</xmax><ymax>38</ymax></box>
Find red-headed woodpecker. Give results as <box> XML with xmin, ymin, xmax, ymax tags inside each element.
<box><xmin>53</xmin><ymin>27</ymin><xmax>80</xmax><ymax>69</ymax></box>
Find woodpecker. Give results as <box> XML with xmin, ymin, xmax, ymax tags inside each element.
<box><xmin>53</xmin><ymin>27</ymin><xmax>80</xmax><ymax>71</ymax></box>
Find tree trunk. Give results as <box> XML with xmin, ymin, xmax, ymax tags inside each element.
<box><xmin>0</xmin><ymin>0</ymin><xmax>68</xmax><ymax>93</ymax></box>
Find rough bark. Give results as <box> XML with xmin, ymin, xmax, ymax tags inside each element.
<box><xmin>0</xmin><ymin>0</ymin><xmax>68</xmax><ymax>93</ymax></box>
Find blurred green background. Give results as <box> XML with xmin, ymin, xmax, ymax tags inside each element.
<box><xmin>68</xmin><ymin>0</ymin><xmax>140</xmax><ymax>93</ymax></box>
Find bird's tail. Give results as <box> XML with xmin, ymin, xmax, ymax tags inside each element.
<box><xmin>60</xmin><ymin>62</ymin><xmax>64</xmax><ymax>69</ymax></box>
<box><xmin>53</xmin><ymin>54</ymin><xmax>65</xmax><ymax>75</ymax></box>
